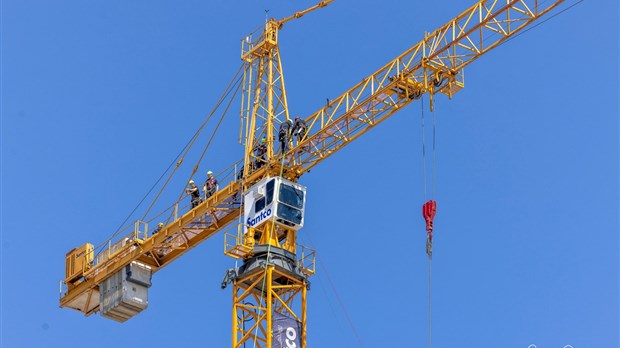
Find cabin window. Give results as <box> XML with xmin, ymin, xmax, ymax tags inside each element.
<box><xmin>279</xmin><ymin>184</ymin><xmax>304</xmax><ymax>209</ymax></box>
<box><xmin>255</xmin><ymin>197</ymin><xmax>266</xmax><ymax>212</ymax></box>
<box><xmin>266</xmin><ymin>179</ymin><xmax>275</xmax><ymax>205</ymax></box>
<box><xmin>277</xmin><ymin>203</ymin><xmax>302</xmax><ymax>225</ymax></box>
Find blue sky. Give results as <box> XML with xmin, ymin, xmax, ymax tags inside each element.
<box><xmin>1</xmin><ymin>1</ymin><xmax>618</xmax><ymax>347</ymax></box>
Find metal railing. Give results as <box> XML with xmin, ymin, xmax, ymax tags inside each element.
<box><xmin>297</xmin><ymin>244</ymin><xmax>316</xmax><ymax>276</ymax></box>
<box><xmin>224</xmin><ymin>223</ymin><xmax>252</xmax><ymax>259</ymax></box>
<box><xmin>93</xmin><ymin>220</ymin><xmax>148</xmax><ymax>267</ymax></box>
<box><xmin>223</xmin><ymin>223</ymin><xmax>317</xmax><ymax>276</ymax></box>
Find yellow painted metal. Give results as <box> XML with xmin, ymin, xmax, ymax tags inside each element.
<box><xmin>276</xmin><ymin>0</ymin><xmax>333</xmax><ymax>29</ymax></box>
<box><xmin>238</xmin><ymin>1</ymin><xmax>334</xmax><ymax>188</ymax></box>
<box><xmin>281</xmin><ymin>229</ymin><xmax>296</xmax><ymax>254</ymax></box>
<box><xmin>266</xmin><ymin>266</ymin><xmax>273</xmax><ymax>348</ymax></box>
<box><xmin>232</xmin><ymin>285</ymin><xmax>239</xmax><ymax>347</ymax></box>
<box><xmin>60</xmin><ymin>180</ymin><xmax>242</xmax><ymax>313</ymax></box>
<box><xmin>224</xmin><ymin>225</ymin><xmax>253</xmax><ymax>259</ymax></box>
<box><xmin>225</xmin><ymin>220</ymin><xmax>301</xmax><ymax>260</ymax></box>
<box><xmin>297</xmin><ymin>245</ymin><xmax>316</xmax><ymax>277</ymax></box>
<box><xmin>272</xmin><ymin>0</ymin><xmax>565</xmax><ymax>180</ymax></box>
<box><xmin>65</xmin><ymin>243</ymin><xmax>94</xmax><ymax>285</ymax></box>
<box><xmin>232</xmin><ymin>264</ymin><xmax>308</xmax><ymax>348</ymax></box>
<box><xmin>240</xmin><ymin>21</ymin><xmax>290</xmax><ymax>188</ymax></box>
<box><xmin>234</xmin><ymin>0</ymin><xmax>564</xmax><ymax>185</ymax></box>
<box><xmin>59</xmin><ymin>1</ymin><xmax>564</xmax><ymax>344</ymax></box>
<box><xmin>302</xmin><ymin>283</ymin><xmax>307</xmax><ymax>348</ymax></box>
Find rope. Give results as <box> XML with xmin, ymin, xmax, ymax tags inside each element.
<box><xmin>428</xmin><ymin>258</ymin><xmax>432</xmax><ymax>348</ymax></box>
<box><xmin>300</xmin><ymin>230</ymin><xmax>366</xmax><ymax>348</ymax></box>
<box><xmin>143</xmin><ymin>64</ymin><xmax>244</xmax><ymax>221</ymax></box>
<box><xmin>432</xmin><ymin>102</ymin><xmax>436</xmax><ymax>199</ymax></box>
<box><xmin>430</xmin><ymin>100</ymin><xmax>437</xmax><ymax>348</ymax></box>
<box><xmin>91</xmin><ymin>64</ymin><xmax>243</xmax><ymax>255</ymax></box>
<box><xmin>168</xmin><ymin>74</ymin><xmax>244</xmax><ymax>224</ymax></box>
<box><xmin>421</xmin><ymin>94</ymin><xmax>436</xmax><ymax>348</ymax></box>
<box><xmin>414</xmin><ymin>0</ymin><xmax>587</xmax><ymax>342</ymax></box>
<box><xmin>421</xmin><ymin>95</ymin><xmax>427</xmax><ymax>201</ymax></box>
<box><xmin>92</xmin><ymin>128</ymin><xmax>194</xmax><ymax>253</ymax></box>
<box><xmin>312</xmin><ymin>259</ymin><xmax>349</xmax><ymax>343</ymax></box>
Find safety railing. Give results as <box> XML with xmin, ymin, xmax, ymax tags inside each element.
<box><xmin>60</xmin><ymin>150</ymin><xmax>247</xmax><ymax>306</ymax></box>
<box><xmin>224</xmin><ymin>223</ymin><xmax>252</xmax><ymax>259</ymax></box>
<box><xmin>241</xmin><ymin>30</ymin><xmax>261</xmax><ymax>58</ymax></box>
<box><xmin>297</xmin><ymin>244</ymin><xmax>316</xmax><ymax>276</ymax></box>
<box><xmin>93</xmin><ymin>220</ymin><xmax>148</xmax><ymax>267</ymax></box>
<box><xmin>240</xmin><ymin>26</ymin><xmax>270</xmax><ymax>62</ymax></box>
<box><xmin>107</xmin><ymin>158</ymin><xmax>245</xmax><ymax>242</ymax></box>
<box><xmin>224</xmin><ymin>223</ymin><xmax>317</xmax><ymax>277</ymax></box>
<box><xmin>73</xmin><ymin>157</ymin><xmax>246</xmax><ymax>290</ymax></box>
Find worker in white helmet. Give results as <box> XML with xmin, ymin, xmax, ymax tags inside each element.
<box><xmin>204</xmin><ymin>171</ymin><xmax>219</xmax><ymax>199</ymax></box>
<box><xmin>186</xmin><ymin>180</ymin><xmax>202</xmax><ymax>209</ymax></box>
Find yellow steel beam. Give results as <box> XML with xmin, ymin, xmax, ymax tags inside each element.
<box><xmin>59</xmin><ymin>180</ymin><xmax>242</xmax><ymax>312</ymax></box>
<box><xmin>232</xmin><ymin>266</ymin><xmax>308</xmax><ymax>348</ymax></box>
<box><xmin>61</xmin><ymin>0</ymin><xmax>565</xmax><ymax>324</ymax></box>
<box><xmin>277</xmin><ymin>0</ymin><xmax>333</xmax><ymax>29</ymax></box>
<box><xmin>274</xmin><ymin>0</ymin><xmax>564</xmax><ymax>178</ymax></box>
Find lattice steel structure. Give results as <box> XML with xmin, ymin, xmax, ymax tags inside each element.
<box><xmin>60</xmin><ymin>1</ymin><xmax>564</xmax><ymax>347</ymax></box>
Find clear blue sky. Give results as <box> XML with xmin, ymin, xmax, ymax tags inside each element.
<box><xmin>2</xmin><ymin>1</ymin><xmax>618</xmax><ymax>347</ymax></box>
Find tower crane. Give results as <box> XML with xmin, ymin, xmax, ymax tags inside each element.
<box><xmin>59</xmin><ymin>0</ymin><xmax>565</xmax><ymax>347</ymax></box>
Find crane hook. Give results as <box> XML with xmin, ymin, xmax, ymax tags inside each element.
<box><xmin>422</xmin><ymin>200</ymin><xmax>437</xmax><ymax>257</ymax></box>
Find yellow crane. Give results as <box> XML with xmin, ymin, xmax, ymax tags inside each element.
<box><xmin>60</xmin><ymin>0</ymin><xmax>565</xmax><ymax>346</ymax></box>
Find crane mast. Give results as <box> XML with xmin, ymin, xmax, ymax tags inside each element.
<box><xmin>59</xmin><ymin>0</ymin><xmax>564</xmax><ymax>347</ymax></box>
<box><xmin>239</xmin><ymin>0</ymin><xmax>333</xmax><ymax>178</ymax></box>
<box><xmin>229</xmin><ymin>4</ymin><xmax>333</xmax><ymax>345</ymax></box>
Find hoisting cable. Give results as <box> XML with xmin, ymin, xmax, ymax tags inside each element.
<box><xmin>432</xmin><ymin>95</ymin><xmax>437</xmax><ymax>200</ymax></box>
<box><xmin>421</xmin><ymin>94</ymin><xmax>437</xmax><ymax>348</ymax></box>
<box><xmin>421</xmin><ymin>96</ymin><xmax>437</xmax><ymax>259</ymax></box>
<box><xmin>171</xmin><ymin>74</ymin><xmax>244</xmax><ymax>217</ymax></box>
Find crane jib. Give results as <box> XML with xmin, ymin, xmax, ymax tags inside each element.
<box><xmin>59</xmin><ymin>2</ymin><xmax>566</xmax><ymax>344</ymax></box>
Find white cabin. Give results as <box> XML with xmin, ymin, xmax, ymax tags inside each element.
<box><xmin>243</xmin><ymin>177</ymin><xmax>306</xmax><ymax>232</ymax></box>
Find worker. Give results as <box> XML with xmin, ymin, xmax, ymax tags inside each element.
<box><xmin>186</xmin><ymin>180</ymin><xmax>202</xmax><ymax>209</ymax></box>
<box><xmin>204</xmin><ymin>171</ymin><xmax>219</xmax><ymax>199</ymax></box>
<box><xmin>292</xmin><ymin>116</ymin><xmax>307</xmax><ymax>143</ymax></box>
<box><xmin>254</xmin><ymin>138</ymin><xmax>267</xmax><ymax>169</ymax></box>
<box><xmin>236</xmin><ymin>165</ymin><xmax>244</xmax><ymax>181</ymax></box>
<box><xmin>152</xmin><ymin>222</ymin><xmax>164</xmax><ymax>235</ymax></box>
<box><xmin>278</xmin><ymin>119</ymin><xmax>293</xmax><ymax>154</ymax></box>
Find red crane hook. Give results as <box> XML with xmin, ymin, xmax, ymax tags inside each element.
<box><xmin>422</xmin><ymin>200</ymin><xmax>437</xmax><ymax>257</ymax></box>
